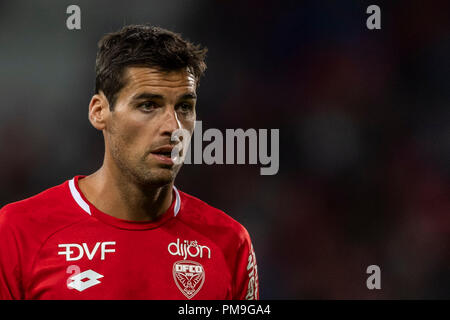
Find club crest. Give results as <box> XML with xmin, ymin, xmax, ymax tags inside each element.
<box><xmin>172</xmin><ymin>260</ymin><xmax>205</xmax><ymax>299</ymax></box>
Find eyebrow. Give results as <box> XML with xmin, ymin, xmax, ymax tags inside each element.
<box><xmin>180</xmin><ymin>93</ymin><xmax>197</xmax><ymax>100</ymax></box>
<box><xmin>131</xmin><ymin>92</ymin><xmax>197</xmax><ymax>101</ymax></box>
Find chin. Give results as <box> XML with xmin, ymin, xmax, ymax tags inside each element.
<box><xmin>136</xmin><ymin>167</ymin><xmax>178</xmax><ymax>187</ymax></box>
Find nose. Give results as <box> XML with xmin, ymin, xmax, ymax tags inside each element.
<box><xmin>160</xmin><ymin>107</ymin><xmax>181</xmax><ymax>136</ymax></box>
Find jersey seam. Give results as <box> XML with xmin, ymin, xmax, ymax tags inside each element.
<box><xmin>232</xmin><ymin>237</ymin><xmax>247</xmax><ymax>299</ymax></box>
<box><xmin>176</xmin><ymin>216</ymin><xmax>241</xmax><ymax>298</ymax></box>
<box><xmin>9</xmin><ymin>225</ymin><xmax>24</xmax><ymax>299</ymax></box>
<box><xmin>24</xmin><ymin>216</ymin><xmax>92</xmax><ymax>296</ymax></box>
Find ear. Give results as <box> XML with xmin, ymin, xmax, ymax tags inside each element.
<box><xmin>88</xmin><ymin>92</ymin><xmax>110</xmax><ymax>130</ymax></box>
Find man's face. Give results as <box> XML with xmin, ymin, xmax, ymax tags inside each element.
<box><xmin>104</xmin><ymin>66</ymin><xmax>197</xmax><ymax>186</ymax></box>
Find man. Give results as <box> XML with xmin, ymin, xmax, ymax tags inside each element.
<box><xmin>0</xmin><ymin>25</ymin><xmax>259</xmax><ymax>300</ymax></box>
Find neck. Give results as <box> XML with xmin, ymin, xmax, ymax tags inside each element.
<box><xmin>78</xmin><ymin>165</ymin><xmax>173</xmax><ymax>222</ymax></box>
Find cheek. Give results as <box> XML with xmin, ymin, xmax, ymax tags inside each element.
<box><xmin>112</xmin><ymin>117</ymin><xmax>155</xmax><ymax>154</ymax></box>
<box><xmin>181</xmin><ymin>116</ymin><xmax>196</xmax><ymax>133</ymax></box>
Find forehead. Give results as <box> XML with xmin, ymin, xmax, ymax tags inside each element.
<box><xmin>121</xmin><ymin>67</ymin><xmax>197</xmax><ymax>95</ymax></box>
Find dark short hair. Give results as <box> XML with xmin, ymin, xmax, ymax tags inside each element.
<box><xmin>95</xmin><ymin>24</ymin><xmax>207</xmax><ymax>109</ymax></box>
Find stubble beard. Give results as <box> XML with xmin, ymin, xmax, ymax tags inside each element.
<box><xmin>111</xmin><ymin>143</ymin><xmax>182</xmax><ymax>189</ymax></box>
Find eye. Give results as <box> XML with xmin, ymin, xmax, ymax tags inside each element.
<box><xmin>176</xmin><ymin>102</ymin><xmax>194</xmax><ymax>114</ymax></box>
<box><xmin>138</xmin><ymin>101</ymin><xmax>159</xmax><ymax>112</ymax></box>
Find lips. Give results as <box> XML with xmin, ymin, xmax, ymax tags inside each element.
<box><xmin>150</xmin><ymin>145</ymin><xmax>176</xmax><ymax>164</ymax></box>
<box><xmin>151</xmin><ymin>145</ymin><xmax>174</xmax><ymax>157</ymax></box>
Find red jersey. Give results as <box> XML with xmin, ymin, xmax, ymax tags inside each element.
<box><xmin>0</xmin><ymin>176</ymin><xmax>259</xmax><ymax>300</ymax></box>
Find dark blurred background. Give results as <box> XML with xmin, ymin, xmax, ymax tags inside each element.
<box><xmin>0</xmin><ymin>0</ymin><xmax>449</xmax><ymax>299</ymax></box>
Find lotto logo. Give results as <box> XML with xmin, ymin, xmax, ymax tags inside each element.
<box><xmin>67</xmin><ymin>269</ymin><xmax>103</xmax><ymax>292</ymax></box>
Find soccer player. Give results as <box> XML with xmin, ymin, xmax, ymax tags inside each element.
<box><xmin>0</xmin><ymin>25</ymin><xmax>259</xmax><ymax>300</ymax></box>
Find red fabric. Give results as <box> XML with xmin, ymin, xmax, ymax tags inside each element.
<box><xmin>0</xmin><ymin>176</ymin><xmax>259</xmax><ymax>300</ymax></box>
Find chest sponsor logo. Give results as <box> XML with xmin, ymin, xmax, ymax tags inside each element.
<box><xmin>168</xmin><ymin>238</ymin><xmax>211</xmax><ymax>260</ymax></box>
<box><xmin>58</xmin><ymin>241</ymin><xmax>116</xmax><ymax>261</ymax></box>
<box><xmin>173</xmin><ymin>260</ymin><xmax>205</xmax><ymax>299</ymax></box>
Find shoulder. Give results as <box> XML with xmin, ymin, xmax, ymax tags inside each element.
<box><xmin>0</xmin><ymin>179</ymin><xmax>88</xmax><ymax>235</ymax></box>
<box><xmin>177</xmin><ymin>190</ymin><xmax>251</xmax><ymax>246</ymax></box>
<box><xmin>1</xmin><ymin>179</ymin><xmax>68</xmax><ymax>218</ymax></box>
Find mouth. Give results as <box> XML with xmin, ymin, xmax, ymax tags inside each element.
<box><xmin>149</xmin><ymin>145</ymin><xmax>175</xmax><ymax>165</ymax></box>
